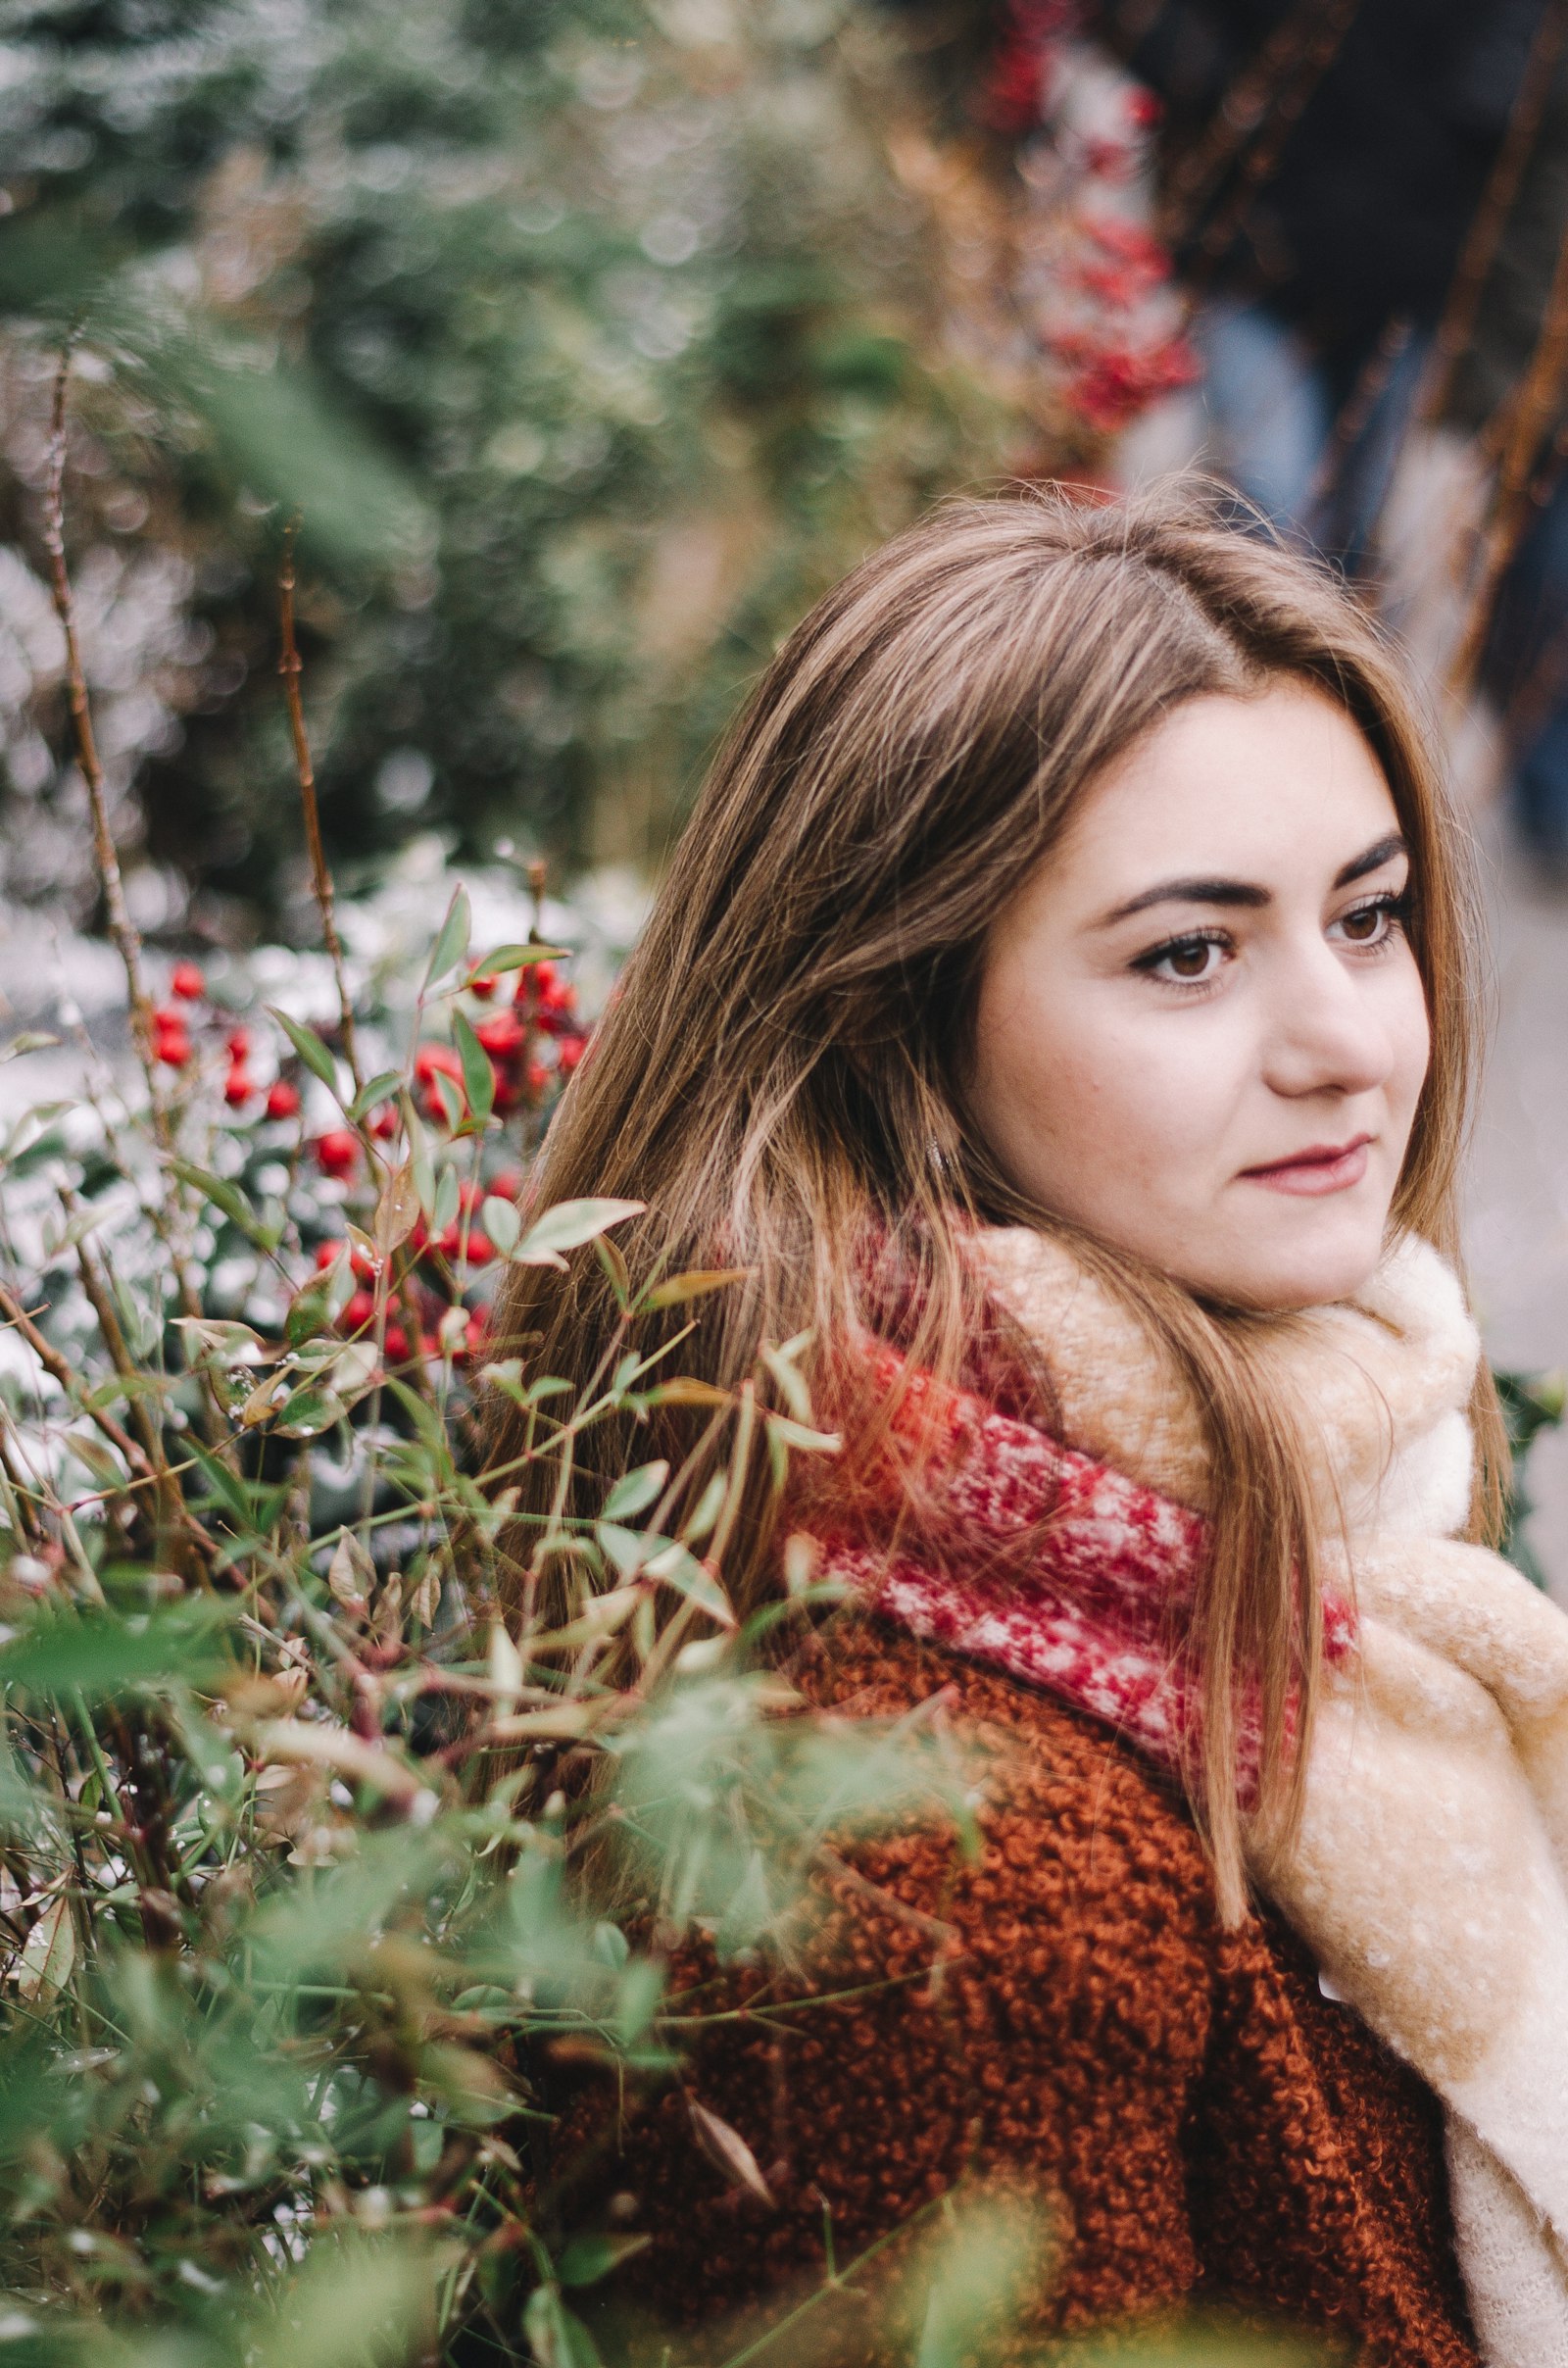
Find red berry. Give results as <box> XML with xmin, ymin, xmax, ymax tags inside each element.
<box><xmin>315</xmin><ymin>1241</ymin><xmax>341</xmax><ymax>1271</ymax></box>
<box><xmin>557</xmin><ymin>1035</ymin><xmax>586</xmax><ymax>1076</ymax></box>
<box><xmin>155</xmin><ymin>1024</ymin><xmax>192</xmax><ymax>1067</ymax></box>
<box><xmin>341</xmin><ymin>1289</ymin><xmax>376</xmax><ymax>1333</ymax></box>
<box><xmin>468</xmin><ymin>972</ymin><xmax>497</xmax><ymax>1000</ymax></box>
<box><xmin>223</xmin><ymin>1067</ymin><xmax>254</xmax><ymax>1108</ymax></box>
<box><xmin>225</xmin><ymin>1027</ymin><xmax>251</xmax><ymax>1061</ymax></box>
<box><xmin>266</xmin><ymin>1079</ymin><xmax>302</xmax><ymax>1120</ymax></box>
<box><xmin>369</xmin><ymin>1105</ymin><xmax>398</xmax><ymax>1141</ymax></box>
<box><xmin>382</xmin><ymin>1322</ymin><xmax>410</xmax><ymax>1364</ymax></box>
<box><xmin>474</xmin><ymin>1011</ymin><xmax>526</xmax><ymax>1060</ymax></box>
<box><xmin>171</xmin><ymin>961</ymin><xmax>206</xmax><ymax>1001</ymax></box>
<box><xmin>487</xmin><ymin>1169</ymin><xmax>523</xmax><ymax>1203</ymax></box>
<box><xmin>315</xmin><ymin>1128</ymin><xmax>360</xmax><ymax>1179</ymax></box>
<box><xmin>414</xmin><ymin>1043</ymin><xmax>463</xmax><ymax>1085</ymax></box>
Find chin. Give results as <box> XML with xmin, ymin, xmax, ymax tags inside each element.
<box><xmin>1178</xmin><ymin>1205</ymin><xmax>1392</xmax><ymax>1313</ymax></box>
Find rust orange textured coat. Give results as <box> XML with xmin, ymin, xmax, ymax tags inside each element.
<box><xmin>555</xmin><ymin>1622</ymin><xmax>1481</xmax><ymax>2366</ymax></box>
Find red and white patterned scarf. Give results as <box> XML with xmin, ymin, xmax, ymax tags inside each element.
<box><xmin>804</xmin><ymin>1326</ymin><xmax>1355</xmax><ymax>1789</ymax></box>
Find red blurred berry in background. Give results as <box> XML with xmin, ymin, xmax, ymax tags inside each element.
<box><xmin>153</xmin><ymin>1008</ymin><xmax>191</xmax><ymax>1066</ymax></box>
<box><xmin>171</xmin><ymin>961</ymin><xmax>207</xmax><ymax>1001</ymax></box>
<box><xmin>315</xmin><ymin>1129</ymin><xmax>359</xmax><ymax>1179</ymax></box>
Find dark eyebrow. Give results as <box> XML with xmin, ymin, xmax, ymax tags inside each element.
<box><xmin>1333</xmin><ymin>832</ymin><xmax>1407</xmax><ymax>889</ymax></box>
<box><xmin>1098</xmin><ymin>832</ymin><xmax>1409</xmax><ymax>928</ymax></box>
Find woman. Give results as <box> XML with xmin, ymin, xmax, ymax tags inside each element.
<box><xmin>497</xmin><ymin>489</ymin><xmax>1568</xmax><ymax>2366</ymax></box>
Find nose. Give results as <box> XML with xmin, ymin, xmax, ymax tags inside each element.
<box><xmin>1259</xmin><ymin>939</ymin><xmax>1397</xmax><ymax>1103</ymax></box>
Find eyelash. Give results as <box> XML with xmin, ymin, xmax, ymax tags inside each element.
<box><xmin>1132</xmin><ymin>889</ymin><xmax>1414</xmax><ymax>992</ymax></box>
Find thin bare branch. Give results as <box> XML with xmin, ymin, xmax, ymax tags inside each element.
<box><xmin>1448</xmin><ymin>218</ymin><xmax>1568</xmax><ymax>701</ymax></box>
<box><xmin>279</xmin><ymin>526</ymin><xmax>363</xmax><ymax>1092</ymax></box>
<box><xmin>43</xmin><ymin>351</ymin><xmax>171</xmax><ymax>1133</ymax></box>
<box><xmin>1420</xmin><ymin>0</ymin><xmax>1568</xmax><ymax>429</ymax></box>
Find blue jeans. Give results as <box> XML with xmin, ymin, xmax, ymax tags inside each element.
<box><xmin>1193</xmin><ymin>298</ymin><xmax>1429</xmax><ymax>577</ymax></box>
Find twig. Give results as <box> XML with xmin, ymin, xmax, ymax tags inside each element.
<box><xmin>1447</xmin><ymin>217</ymin><xmax>1568</xmax><ymax>701</ymax></box>
<box><xmin>42</xmin><ymin>350</ymin><xmax>166</xmax><ymax>1138</ymax></box>
<box><xmin>0</xmin><ymin>1276</ymin><xmax>152</xmax><ymax>1482</ymax></box>
<box><xmin>1157</xmin><ymin>0</ymin><xmax>1361</xmax><ymax>257</ymax></box>
<box><xmin>1184</xmin><ymin>0</ymin><xmax>1362</xmax><ymax>279</ymax></box>
<box><xmin>1419</xmin><ymin>0</ymin><xmax>1568</xmax><ymax>429</ymax></box>
<box><xmin>279</xmin><ymin>526</ymin><xmax>363</xmax><ymax>1093</ymax></box>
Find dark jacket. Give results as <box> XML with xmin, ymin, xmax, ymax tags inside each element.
<box><xmin>553</xmin><ymin>1620</ymin><xmax>1480</xmax><ymax>2365</ymax></box>
<box><xmin>1103</xmin><ymin>0</ymin><xmax>1536</xmax><ymax>370</ymax></box>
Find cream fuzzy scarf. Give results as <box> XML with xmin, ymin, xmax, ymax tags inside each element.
<box><xmin>970</xmin><ymin>1225</ymin><xmax>1568</xmax><ymax>2368</ymax></box>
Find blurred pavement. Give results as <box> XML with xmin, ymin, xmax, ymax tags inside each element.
<box><xmin>1467</xmin><ymin>811</ymin><xmax>1568</xmax><ymax>1601</ymax></box>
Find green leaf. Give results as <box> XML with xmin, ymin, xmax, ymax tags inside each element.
<box><xmin>514</xmin><ymin>1198</ymin><xmax>645</xmax><ymax>1268</ymax></box>
<box><xmin>464</xmin><ymin>942</ymin><xmax>569</xmax><ymax>986</ymax></box>
<box><xmin>422</xmin><ymin>886</ymin><xmax>471</xmax><ymax>992</ymax></box>
<box><xmin>0</xmin><ymin>1603</ymin><xmax>231</xmax><ymax>1702</ymax></box>
<box><xmin>603</xmin><ymin>1461</ymin><xmax>668</xmax><ymax>1523</ymax></box>
<box><xmin>170</xmin><ymin>1159</ymin><xmax>273</xmax><ymax>1249</ymax></box>
<box><xmin>481</xmin><ymin>1196</ymin><xmax>521</xmax><ymax>1256</ymax></box>
<box><xmin>0</xmin><ymin>1032</ymin><xmax>58</xmax><ymax>1063</ymax></box>
<box><xmin>433</xmin><ymin>1164</ymin><xmax>461</xmax><ymax>1234</ymax></box>
<box><xmin>523</xmin><ymin>2287</ymin><xmax>602</xmax><ymax>2368</ymax></box>
<box><xmin>557</xmin><ymin>2233</ymin><xmax>651</xmax><ymax>2289</ymax></box>
<box><xmin>285</xmin><ymin>1274</ymin><xmax>336</xmax><ymax>1348</ymax></box>
<box><xmin>403</xmin><ymin>1095</ymin><xmax>436</xmax><ymax>1214</ymax></box>
<box><xmin>431</xmin><ymin>1068</ymin><xmax>466</xmax><ymax>1131</ymax></box>
<box><xmin>188</xmin><ymin>1441</ymin><xmax>265</xmax><ymax>1530</ymax></box>
<box><xmin>346</xmin><ymin>1068</ymin><xmax>406</xmax><ymax>1123</ymax></box>
<box><xmin>597</xmin><ymin>1528</ymin><xmax>733</xmax><ymax>1626</ymax></box>
<box><xmin>641</xmin><ymin>1266</ymin><xmax>750</xmax><ymax>1311</ymax></box>
<box><xmin>275</xmin><ymin>1385</ymin><xmax>347</xmax><ymax>1439</ymax></box>
<box><xmin>266</xmin><ymin>1008</ymin><xmax>339</xmax><ymax>1092</ymax></box>
<box><xmin>453</xmin><ymin>1010</ymin><xmax>496</xmax><ymax>1129</ymax></box>
<box><xmin>15</xmin><ymin>1895</ymin><xmax>74</xmax><ymax>2005</ymax></box>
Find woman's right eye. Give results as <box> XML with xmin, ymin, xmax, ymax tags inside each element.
<box><xmin>1134</xmin><ymin>931</ymin><xmax>1229</xmax><ymax>986</ymax></box>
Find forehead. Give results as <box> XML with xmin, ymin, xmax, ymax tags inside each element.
<box><xmin>1061</xmin><ymin>683</ymin><xmax>1398</xmax><ymax>892</ymax></box>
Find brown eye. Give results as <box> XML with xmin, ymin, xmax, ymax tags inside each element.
<box><xmin>1165</xmin><ymin>939</ymin><xmax>1217</xmax><ymax>979</ymax></box>
<box><xmin>1339</xmin><ymin>903</ymin><xmax>1389</xmax><ymax>944</ymax></box>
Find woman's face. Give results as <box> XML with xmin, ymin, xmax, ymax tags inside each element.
<box><xmin>967</xmin><ymin>683</ymin><xmax>1432</xmax><ymax>1310</ymax></box>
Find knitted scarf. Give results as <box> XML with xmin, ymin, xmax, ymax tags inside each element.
<box><xmin>805</xmin><ymin>1230</ymin><xmax>1568</xmax><ymax>2368</ymax></box>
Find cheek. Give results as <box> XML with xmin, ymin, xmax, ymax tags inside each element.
<box><xmin>972</xmin><ymin>980</ymin><xmax>1240</xmax><ymax>1212</ymax></box>
<box><xmin>1386</xmin><ymin>959</ymin><xmax>1433</xmax><ymax>1128</ymax></box>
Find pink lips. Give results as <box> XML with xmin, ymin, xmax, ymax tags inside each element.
<box><xmin>1241</xmin><ymin>1135</ymin><xmax>1372</xmax><ymax>1197</ymax></box>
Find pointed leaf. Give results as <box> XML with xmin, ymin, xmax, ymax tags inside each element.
<box><xmin>15</xmin><ymin>1896</ymin><xmax>74</xmax><ymax>2005</ymax></box>
<box><xmin>170</xmin><ymin>1160</ymin><xmax>272</xmax><ymax>1249</ymax></box>
<box><xmin>641</xmin><ymin>1267</ymin><xmax>750</xmax><ymax>1311</ymax></box>
<box><xmin>422</xmin><ymin>886</ymin><xmax>471</xmax><ymax>992</ymax></box>
<box><xmin>453</xmin><ymin>1011</ymin><xmax>495</xmax><ymax>1129</ymax></box>
<box><xmin>346</xmin><ymin>1069</ymin><xmax>406</xmax><ymax>1123</ymax></box>
<box><xmin>374</xmin><ymin>1162</ymin><xmax>421</xmax><ymax>1258</ymax></box>
<box><xmin>266</xmin><ymin>1008</ymin><xmax>339</xmax><ymax>1091</ymax></box>
<box><xmin>688</xmin><ymin>2101</ymin><xmax>773</xmax><ymax>2203</ymax></box>
<box><xmin>463</xmin><ymin>942</ymin><xmax>568</xmax><ymax>986</ymax></box>
<box><xmin>514</xmin><ymin>1198</ymin><xmax>645</xmax><ymax>1264</ymax></box>
<box><xmin>481</xmin><ymin>1196</ymin><xmax>521</xmax><ymax>1256</ymax></box>
<box><xmin>603</xmin><ymin>1461</ymin><xmax>669</xmax><ymax>1523</ymax></box>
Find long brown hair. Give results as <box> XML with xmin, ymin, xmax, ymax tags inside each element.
<box><xmin>492</xmin><ymin>482</ymin><xmax>1504</xmax><ymax>1920</ymax></box>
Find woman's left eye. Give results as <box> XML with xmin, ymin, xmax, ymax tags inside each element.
<box><xmin>1333</xmin><ymin>891</ymin><xmax>1408</xmax><ymax>949</ymax></box>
